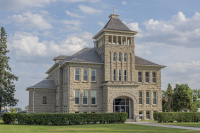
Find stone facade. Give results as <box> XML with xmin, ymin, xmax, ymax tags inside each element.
<box><xmin>27</xmin><ymin>14</ymin><xmax>165</xmax><ymax>121</ymax></box>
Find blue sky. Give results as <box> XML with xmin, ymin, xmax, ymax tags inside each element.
<box><xmin>0</xmin><ymin>0</ymin><xmax>200</xmax><ymax>109</ymax></box>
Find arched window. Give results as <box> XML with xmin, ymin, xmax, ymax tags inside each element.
<box><xmin>113</xmin><ymin>52</ymin><xmax>116</xmax><ymax>61</ymax></box>
<box><xmin>119</xmin><ymin>53</ymin><xmax>122</xmax><ymax>61</ymax></box>
<box><xmin>124</xmin><ymin>53</ymin><xmax>127</xmax><ymax>62</ymax></box>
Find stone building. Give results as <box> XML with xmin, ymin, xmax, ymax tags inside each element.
<box><xmin>27</xmin><ymin>14</ymin><xmax>165</xmax><ymax>121</ymax></box>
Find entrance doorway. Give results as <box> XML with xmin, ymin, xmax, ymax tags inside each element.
<box><xmin>113</xmin><ymin>97</ymin><xmax>133</xmax><ymax>118</ymax></box>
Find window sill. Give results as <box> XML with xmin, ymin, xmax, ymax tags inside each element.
<box><xmin>82</xmin><ymin>81</ymin><xmax>88</xmax><ymax>83</ymax></box>
<box><xmin>91</xmin><ymin>81</ymin><xmax>97</xmax><ymax>83</ymax></box>
<box><xmin>74</xmin><ymin>104</ymin><xmax>81</xmax><ymax>107</ymax></box>
<box><xmin>82</xmin><ymin>105</ymin><xmax>89</xmax><ymax>107</ymax></box>
<box><xmin>91</xmin><ymin>105</ymin><xmax>97</xmax><ymax>107</ymax></box>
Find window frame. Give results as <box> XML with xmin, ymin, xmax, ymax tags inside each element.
<box><xmin>43</xmin><ymin>96</ymin><xmax>47</xmax><ymax>104</ymax></box>
<box><xmin>83</xmin><ymin>69</ymin><xmax>88</xmax><ymax>81</ymax></box>
<box><xmin>119</xmin><ymin>53</ymin><xmax>122</xmax><ymax>62</ymax></box>
<box><xmin>124</xmin><ymin>70</ymin><xmax>127</xmax><ymax>81</ymax></box>
<box><xmin>139</xmin><ymin>92</ymin><xmax>142</xmax><ymax>104</ymax></box>
<box><xmin>75</xmin><ymin>90</ymin><xmax>80</xmax><ymax>105</ymax></box>
<box><xmin>75</xmin><ymin>68</ymin><xmax>80</xmax><ymax>81</ymax></box>
<box><xmin>113</xmin><ymin>69</ymin><xmax>116</xmax><ymax>81</ymax></box>
<box><xmin>83</xmin><ymin>90</ymin><xmax>88</xmax><ymax>105</ymax></box>
<box><xmin>152</xmin><ymin>72</ymin><xmax>157</xmax><ymax>83</ymax></box>
<box><xmin>138</xmin><ymin>72</ymin><xmax>142</xmax><ymax>82</ymax></box>
<box><xmin>91</xmin><ymin>90</ymin><xmax>96</xmax><ymax>105</ymax></box>
<box><xmin>91</xmin><ymin>69</ymin><xmax>96</xmax><ymax>82</ymax></box>
<box><xmin>153</xmin><ymin>92</ymin><xmax>157</xmax><ymax>104</ymax></box>
<box><xmin>113</xmin><ymin>52</ymin><xmax>116</xmax><ymax>61</ymax></box>
<box><xmin>124</xmin><ymin>53</ymin><xmax>127</xmax><ymax>62</ymax></box>
<box><xmin>145</xmin><ymin>72</ymin><xmax>149</xmax><ymax>83</ymax></box>
<box><xmin>119</xmin><ymin>69</ymin><xmax>121</xmax><ymax>81</ymax></box>
<box><xmin>146</xmin><ymin>91</ymin><xmax>150</xmax><ymax>104</ymax></box>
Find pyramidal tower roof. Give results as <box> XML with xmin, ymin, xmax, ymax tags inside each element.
<box><xmin>93</xmin><ymin>14</ymin><xmax>137</xmax><ymax>39</ymax></box>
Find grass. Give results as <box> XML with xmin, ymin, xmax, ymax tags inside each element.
<box><xmin>1</xmin><ymin>119</ymin><xmax>200</xmax><ymax>133</ymax></box>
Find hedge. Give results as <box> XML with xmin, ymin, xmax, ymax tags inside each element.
<box><xmin>2</xmin><ymin>112</ymin><xmax>128</xmax><ymax>125</ymax></box>
<box><xmin>153</xmin><ymin>112</ymin><xmax>200</xmax><ymax>123</ymax></box>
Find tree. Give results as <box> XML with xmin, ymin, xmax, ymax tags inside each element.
<box><xmin>172</xmin><ymin>84</ymin><xmax>197</xmax><ymax>112</ymax></box>
<box><xmin>0</xmin><ymin>27</ymin><xmax>18</xmax><ymax>118</ymax></box>
<box><xmin>162</xmin><ymin>84</ymin><xmax>173</xmax><ymax>112</ymax></box>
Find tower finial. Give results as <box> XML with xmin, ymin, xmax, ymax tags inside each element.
<box><xmin>113</xmin><ymin>7</ymin><xmax>115</xmax><ymax>14</ymax></box>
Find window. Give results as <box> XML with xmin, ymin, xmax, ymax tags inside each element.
<box><xmin>145</xmin><ymin>72</ymin><xmax>149</xmax><ymax>83</ymax></box>
<box><xmin>91</xmin><ymin>69</ymin><xmax>96</xmax><ymax>81</ymax></box>
<box><xmin>124</xmin><ymin>70</ymin><xmax>127</xmax><ymax>81</ymax></box>
<box><xmin>146</xmin><ymin>92</ymin><xmax>150</xmax><ymax>104</ymax></box>
<box><xmin>113</xmin><ymin>52</ymin><xmax>116</xmax><ymax>61</ymax></box>
<box><xmin>43</xmin><ymin>96</ymin><xmax>47</xmax><ymax>104</ymax></box>
<box><xmin>113</xmin><ymin>36</ymin><xmax>116</xmax><ymax>44</ymax></box>
<box><xmin>75</xmin><ymin>90</ymin><xmax>80</xmax><ymax>104</ymax></box>
<box><xmin>119</xmin><ymin>53</ymin><xmax>122</xmax><ymax>61</ymax></box>
<box><xmin>139</xmin><ymin>111</ymin><xmax>143</xmax><ymax>119</ymax></box>
<box><xmin>153</xmin><ymin>92</ymin><xmax>157</xmax><ymax>104</ymax></box>
<box><xmin>138</xmin><ymin>72</ymin><xmax>142</xmax><ymax>82</ymax></box>
<box><xmin>83</xmin><ymin>69</ymin><xmax>88</xmax><ymax>81</ymax></box>
<box><xmin>109</xmin><ymin>35</ymin><xmax>112</xmax><ymax>44</ymax></box>
<box><xmin>119</xmin><ymin>70</ymin><xmax>121</xmax><ymax>81</ymax></box>
<box><xmin>113</xmin><ymin>69</ymin><xmax>116</xmax><ymax>81</ymax></box>
<box><xmin>152</xmin><ymin>72</ymin><xmax>157</xmax><ymax>83</ymax></box>
<box><xmin>127</xmin><ymin>37</ymin><xmax>131</xmax><ymax>45</ymax></box>
<box><xmin>75</xmin><ymin>69</ymin><xmax>80</xmax><ymax>81</ymax></box>
<box><xmin>91</xmin><ymin>90</ymin><xmax>96</xmax><ymax>104</ymax></box>
<box><xmin>146</xmin><ymin>111</ymin><xmax>150</xmax><ymax>119</ymax></box>
<box><xmin>118</xmin><ymin>36</ymin><xmax>121</xmax><ymax>45</ymax></box>
<box><xmin>83</xmin><ymin>90</ymin><xmax>88</xmax><ymax>105</ymax></box>
<box><xmin>124</xmin><ymin>53</ymin><xmax>127</xmax><ymax>62</ymax></box>
<box><xmin>139</xmin><ymin>92</ymin><xmax>142</xmax><ymax>104</ymax></box>
<box><xmin>122</xmin><ymin>36</ymin><xmax>126</xmax><ymax>45</ymax></box>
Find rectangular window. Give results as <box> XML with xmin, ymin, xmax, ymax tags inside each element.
<box><xmin>83</xmin><ymin>90</ymin><xmax>88</xmax><ymax>105</ymax></box>
<box><xmin>118</xmin><ymin>36</ymin><xmax>121</xmax><ymax>45</ymax></box>
<box><xmin>75</xmin><ymin>69</ymin><xmax>80</xmax><ymax>81</ymax></box>
<box><xmin>124</xmin><ymin>53</ymin><xmax>127</xmax><ymax>62</ymax></box>
<box><xmin>145</xmin><ymin>72</ymin><xmax>149</xmax><ymax>83</ymax></box>
<box><xmin>153</xmin><ymin>92</ymin><xmax>157</xmax><ymax>104</ymax></box>
<box><xmin>119</xmin><ymin>70</ymin><xmax>121</xmax><ymax>81</ymax></box>
<box><xmin>138</xmin><ymin>72</ymin><xmax>142</xmax><ymax>82</ymax></box>
<box><xmin>139</xmin><ymin>111</ymin><xmax>143</xmax><ymax>119</ymax></box>
<box><xmin>113</xmin><ymin>69</ymin><xmax>116</xmax><ymax>81</ymax></box>
<box><xmin>91</xmin><ymin>69</ymin><xmax>96</xmax><ymax>82</ymax></box>
<box><xmin>123</xmin><ymin>36</ymin><xmax>126</xmax><ymax>45</ymax></box>
<box><xmin>127</xmin><ymin>37</ymin><xmax>131</xmax><ymax>45</ymax></box>
<box><xmin>75</xmin><ymin>90</ymin><xmax>80</xmax><ymax>104</ymax></box>
<box><xmin>113</xmin><ymin>53</ymin><xmax>116</xmax><ymax>61</ymax></box>
<box><xmin>113</xmin><ymin>36</ymin><xmax>116</xmax><ymax>44</ymax></box>
<box><xmin>152</xmin><ymin>72</ymin><xmax>157</xmax><ymax>83</ymax></box>
<box><xmin>119</xmin><ymin>53</ymin><xmax>122</xmax><ymax>61</ymax></box>
<box><xmin>83</xmin><ymin>69</ymin><xmax>88</xmax><ymax>81</ymax></box>
<box><xmin>146</xmin><ymin>111</ymin><xmax>150</xmax><ymax>119</ymax></box>
<box><xmin>139</xmin><ymin>92</ymin><xmax>142</xmax><ymax>104</ymax></box>
<box><xmin>124</xmin><ymin>70</ymin><xmax>127</xmax><ymax>81</ymax></box>
<box><xmin>109</xmin><ymin>35</ymin><xmax>112</xmax><ymax>44</ymax></box>
<box><xmin>146</xmin><ymin>92</ymin><xmax>150</xmax><ymax>104</ymax></box>
<box><xmin>43</xmin><ymin>96</ymin><xmax>47</xmax><ymax>104</ymax></box>
<box><xmin>91</xmin><ymin>90</ymin><xmax>96</xmax><ymax>104</ymax></box>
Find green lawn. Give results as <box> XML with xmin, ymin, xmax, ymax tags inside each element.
<box><xmin>0</xmin><ymin>119</ymin><xmax>199</xmax><ymax>133</ymax></box>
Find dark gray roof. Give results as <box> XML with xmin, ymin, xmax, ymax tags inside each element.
<box><xmin>27</xmin><ymin>80</ymin><xmax>56</xmax><ymax>89</ymax></box>
<box><xmin>61</xmin><ymin>48</ymin><xmax>103</xmax><ymax>64</ymax></box>
<box><xmin>53</xmin><ymin>55</ymin><xmax>69</xmax><ymax>61</ymax></box>
<box><xmin>135</xmin><ymin>56</ymin><xmax>165</xmax><ymax>67</ymax></box>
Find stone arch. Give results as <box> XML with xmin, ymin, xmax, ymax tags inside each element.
<box><xmin>109</xmin><ymin>92</ymin><xmax>137</xmax><ymax>104</ymax></box>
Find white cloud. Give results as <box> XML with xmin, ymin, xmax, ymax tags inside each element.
<box><xmin>78</xmin><ymin>5</ymin><xmax>102</xmax><ymax>14</ymax></box>
<box><xmin>8</xmin><ymin>31</ymin><xmax>93</xmax><ymax>59</ymax></box>
<box><xmin>6</xmin><ymin>12</ymin><xmax>52</xmax><ymax>30</ymax></box>
<box><xmin>61</xmin><ymin>20</ymin><xmax>81</xmax><ymax>31</ymax></box>
<box><xmin>141</xmin><ymin>12</ymin><xmax>200</xmax><ymax>47</ymax></box>
<box><xmin>122</xmin><ymin>1</ymin><xmax>127</xmax><ymax>5</ymax></box>
<box><xmin>97</xmin><ymin>22</ymin><xmax>105</xmax><ymax>28</ymax></box>
<box><xmin>0</xmin><ymin>0</ymin><xmax>51</xmax><ymax>11</ymax></box>
<box><xmin>66</xmin><ymin>11</ymin><xmax>84</xmax><ymax>18</ymax></box>
<box><xmin>61</xmin><ymin>0</ymin><xmax>99</xmax><ymax>3</ymax></box>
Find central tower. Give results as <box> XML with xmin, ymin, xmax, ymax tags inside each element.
<box><xmin>93</xmin><ymin>14</ymin><xmax>138</xmax><ymax>82</ymax></box>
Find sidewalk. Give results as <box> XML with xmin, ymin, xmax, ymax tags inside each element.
<box><xmin>125</xmin><ymin>122</ymin><xmax>200</xmax><ymax>131</ymax></box>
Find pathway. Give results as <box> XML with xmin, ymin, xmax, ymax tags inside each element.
<box><xmin>125</xmin><ymin>122</ymin><xmax>200</xmax><ymax>131</ymax></box>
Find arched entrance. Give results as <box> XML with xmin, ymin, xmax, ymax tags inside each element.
<box><xmin>113</xmin><ymin>97</ymin><xmax>133</xmax><ymax>119</ymax></box>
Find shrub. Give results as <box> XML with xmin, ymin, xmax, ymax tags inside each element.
<box><xmin>2</xmin><ymin>112</ymin><xmax>128</xmax><ymax>125</ymax></box>
<box><xmin>154</xmin><ymin>112</ymin><xmax>200</xmax><ymax>123</ymax></box>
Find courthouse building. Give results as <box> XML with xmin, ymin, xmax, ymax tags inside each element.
<box><xmin>27</xmin><ymin>13</ymin><xmax>165</xmax><ymax>121</ymax></box>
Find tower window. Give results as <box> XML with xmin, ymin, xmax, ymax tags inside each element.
<box><xmin>124</xmin><ymin>70</ymin><xmax>127</xmax><ymax>81</ymax></box>
<box><xmin>127</xmin><ymin>37</ymin><xmax>131</xmax><ymax>45</ymax></box>
<box><xmin>123</xmin><ymin>36</ymin><xmax>126</xmax><ymax>45</ymax></box>
<box><xmin>119</xmin><ymin>69</ymin><xmax>121</xmax><ymax>81</ymax></box>
<box><xmin>113</xmin><ymin>52</ymin><xmax>116</xmax><ymax>61</ymax></box>
<box><xmin>124</xmin><ymin>53</ymin><xmax>127</xmax><ymax>62</ymax></box>
<box><xmin>145</xmin><ymin>72</ymin><xmax>149</xmax><ymax>83</ymax></box>
<box><xmin>113</xmin><ymin>69</ymin><xmax>116</xmax><ymax>81</ymax></box>
<box><xmin>119</xmin><ymin>53</ymin><xmax>122</xmax><ymax>61</ymax></box>
<box><xmin>109</xmin><ymin>35</ymin><xmax>112</xmax><ymax>44</ymax></box>
<box><xmin>113</xmin><ymin>36</ymin><xmax>116</xmax><ymax>44</ymax></box>
<box><xmin>118</xmin><ymin>36</ymin><xmax>121</xmax><ymax>45</ymax></box>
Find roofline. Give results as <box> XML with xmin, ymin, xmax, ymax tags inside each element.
<box><xmin>45</xmin><ymin>63</ymin><xmax>59</xmax><ymax>74</ymax></box>
<box><xmin>26</xmin><ymin>87</ymin><xmax>56</xmax><ymax>91</ymax></box>
<box><xmin>60</xmin><ymin>61</ymin><xmax>104</xmax><ymax>68</ymax></box>
<box><xmin>93</xmin><ymin>29</ymin><xmax>138</xmax><ymax>39</ymax></box>
<box><xmin>135</xmin><ymin>65</ymin><xmax>166</xmax><ymax>68</ymax></box>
